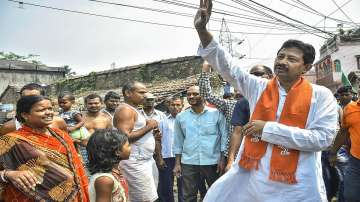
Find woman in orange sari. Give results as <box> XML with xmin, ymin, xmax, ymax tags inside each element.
<box><xmin>0</xmin><ymin>95</ymin><xmax>89</xmax><ymax>201</ymax></box>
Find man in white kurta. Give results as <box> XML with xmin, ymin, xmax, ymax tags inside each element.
<box><xmin>193</xmin><ymin>1</ymin><xmax>338</xmax><ymax>201</ymax></box>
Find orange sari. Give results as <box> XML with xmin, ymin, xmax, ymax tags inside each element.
<box><xmin>0</xmin><ymin>126</ymin><xmax>89</xmax><ymax>201</ymax></box>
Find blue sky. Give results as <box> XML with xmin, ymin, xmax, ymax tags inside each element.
<box><xmin>1</xmin><ymin>0</ymin><xmax>359</xmax><ymax>75</ymax></box>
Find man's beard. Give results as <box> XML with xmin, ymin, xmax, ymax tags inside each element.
<box><xmin>87</xmin><ymin>108</ymin><xmax>100</xmax><ymax>113</ymax></box>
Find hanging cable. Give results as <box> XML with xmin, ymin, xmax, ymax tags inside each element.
<box><xmin>292</xmin><ymin>0</ymin><xmax>358</xmax><ymax>26</ymax></box>
<box><xmin>329</xmin><ymin>0</ymin><xmax>359</xmax><ymax>27</ymax></box>
<box><xmin>7</xmin><ymin>0</ymin><xmax>331</xmax><ymax>36</ymax></box>
<box><xmin>241</xmin><ymin>0</ymin><xmax>334</xmax><ymax>36</ymax></box>
<box><xmin>89</xmin><ymin>0</ymin><xmax>309</xmax><ymax>31</ymax></box>
<box><xmin>231</xmin><ymin>0</ymin><xmax>331</xmax><ymax>39</ymax></box>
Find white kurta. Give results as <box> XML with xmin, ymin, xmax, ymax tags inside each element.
<box><xmin>198</xmin><ymin>40</ymin><xmax>338</xmax><ymax>202</ymax></box>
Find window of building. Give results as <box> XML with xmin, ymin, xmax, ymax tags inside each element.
<box><xmin>356</xmin><ymin>55</ymin><xmax>360</xmax><ymax>70</ymax></box>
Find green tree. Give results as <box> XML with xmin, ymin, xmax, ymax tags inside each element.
<box><xmin>0</xmin><ymin>52</ymin><xmax>42</xmax><ymax>64</ymax></box>
<box><xmin>64</xmin><ymin>65</ymin><xmax>76</xmax><ymax>77</ymax></box>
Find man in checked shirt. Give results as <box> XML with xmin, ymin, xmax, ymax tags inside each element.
<box><xmin>199</xmin><ymin>61</ymin><xmax>273</xmax><ymax>172</ymax></box>
<box><xmin>199</xmin><ymin>61</ymin><xmax>239</xmax><ymax>160</ymax></box>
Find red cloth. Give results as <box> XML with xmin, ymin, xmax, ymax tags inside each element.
<box><xmin>2</xmin><ymin>126</ymin><xmax>89</xmax><ymax>201</ymax></box>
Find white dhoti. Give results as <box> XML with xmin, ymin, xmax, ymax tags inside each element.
<box><xmin>117</xmin><ymin>104</ymin><xmax>159</xmax><ymax>201</ymax></box>
<box><xmin>203</xmin><ymin>145</ymin><xmax>327</xmax><ymax>202</ymax></box>
<box><xmin>119</xmin><ymin>158</ymin><xmax>158</xmax><ymax>202</ymax></box>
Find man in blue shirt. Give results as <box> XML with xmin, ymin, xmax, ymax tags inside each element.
<box><xmin>158</xmin><ymin>96</ymin><xmax>184</xmax><ymax>202</ymax></box>
<box><xmin>173</xmin><ymin>85</ymin><xmax>227</xmax><ymax>202</ymax></box>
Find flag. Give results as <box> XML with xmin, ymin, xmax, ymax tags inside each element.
<box><xmin>341</xmin><ymin>71</ymin><xmax>352</xmax><ymax>86</ymax></box>
<box><xmin>341</xmin><ymin>70</ymin><xmax>356</xmax><ymax>92</ymax></box>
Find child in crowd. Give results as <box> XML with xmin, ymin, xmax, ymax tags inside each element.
<box><xmin>87</xmin><ymin>129</ymin><xmax>131</xmax><ymax>202</ymax></box>
<box><xmin>58</xmin><ymin>92</ymin><xmax>89</xmax><ymax>147</ymax></box>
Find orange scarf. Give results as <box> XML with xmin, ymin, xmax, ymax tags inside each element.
<box><xmin>4</xmin><ymin>126</ymin><xmax>89</xmax><ymax>201</ymax></box>
<box><xmin>239</xmin><ymin>77</ymin><xmax>312</xmax><ymax>184</ymax></box>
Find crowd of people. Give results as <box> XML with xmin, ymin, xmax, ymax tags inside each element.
<box><xmin>0</xmin><ymin>0</ymin><xmax>359</xmax><ymax>201</ymax></box>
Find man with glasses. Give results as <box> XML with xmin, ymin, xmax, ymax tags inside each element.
<box><xmin>225</xmin><ymin>65</ymin><xmax>273</xmax><ymax>172</ymax></box>
<box><xmin>249</xmin><ymin>65</ymin><xmax>274</xmax><ymax>79</ymax></box>
<box><xmin>194</xmin><ymin>0</ymin><xmax>338</xmax><ymax>201</ymax></box>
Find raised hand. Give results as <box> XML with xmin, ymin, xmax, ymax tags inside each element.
<box><xmin>194</xmin><ymin>0</ymin><xmax>213</xmax><ymax>30</ymax></box>
<box><xmin>202</xmin><ymin>60</ymin><xmax>212</xmax><ymax>72</ymax></box>
<box><xmin>153</xmin><ymin>127</ymin><xmax>162</xmax><ymax>141</ymax></box>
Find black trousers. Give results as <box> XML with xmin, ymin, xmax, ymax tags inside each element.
<box><xmin>181</xmin><ymin>164</ymin><xmax>219</xmax><ymax>202</ymax></box>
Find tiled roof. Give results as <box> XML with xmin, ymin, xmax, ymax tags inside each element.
<box><xmin>73</xmin><ymin>74</ymin><xmax>199</xmax><ymax>104</ymax></box>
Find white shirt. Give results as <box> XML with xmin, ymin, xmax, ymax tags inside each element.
<box><xmin>199</xmin><ymin>40</ymin><xmax>338</xmax><ymax>202</ymax></box>
<box><xmin>143</xmin><ymin>109</ymin><xmax>166</xmax><ymax>123</ymax></box>
<box><xmin>159</xmin><ymin>115</ymin><xmax>176</xmax><ymax>158</ymax></box>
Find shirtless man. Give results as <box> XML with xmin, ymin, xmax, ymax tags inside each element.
<box><xmin>0</xmin><ymin>83</ymin><xmax>67</xmax><ymax>135</ymax></box>
<box><xmin>78</xmin><ymin>93</ymin><xmax>112</xmax><ymax>169</ymax></box>
<box><xmin>83</xmin><ymin>93</ymin><xmax>112</xmax><ymax>134</ymax></box>
<box><xmin>102</xmin><ymin>91</ymin><xmax>121</xmax><ymax>121</ymax></box>
<box><xmin>114</xmin><ymin>81</ymin><xmax>160</xmax><ymax>202</ymax></box>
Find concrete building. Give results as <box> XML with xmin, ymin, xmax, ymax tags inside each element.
<box><xmin>0</xmin><ymin>60</ymin><xmax>66</xmax><ymax>96</ymax></box>
<box><xmin>314</xmin><ymin>28</ymin><xmax>360</xmax><ymax>92</ymax></box>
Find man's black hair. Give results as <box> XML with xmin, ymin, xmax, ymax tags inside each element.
<box><xmin>84</xmin><ymin>93</ymin><xmax>102</xmax><ymax>104</ymax></box>
<box><xmin>122</xmin><ymin>81</ymin><xmax>142</xmax><ymax>96</ymax></box>
<box><xmin>337</xmin><ymin>85</ymin><xmax>353</xmax><ymax>94</ymax></box>
<box><xmin>104</xmin><ymin>91</ymin><xmax>120</xmax><ymax>102</ymax></box>
<box><xmin>169</xmin><ymin>95</ymin><xmax>182</xmax><ymax>103</ymax></box>
<box><xmin>20</xmin><ymin>83</ymin><xmax>46</xmax><ymax>96</ymax></box>
<box><xmin>262</xmin><ymin>65</ymin><xmax>273</xmax><ymax>76</ymax></box>
<box><xmin>58</xmin><ymin>91</ymin><xmax>75</xmax><ymax>101</ymax></box>
<box><xmin>277</xmin><ymin>39</ymin><xmax>316</xmax><ymax>65</ymax></box>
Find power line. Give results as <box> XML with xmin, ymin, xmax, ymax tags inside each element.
<box><xmin>208</xmin><ymin>0</ymin><xmax>351</xmax><ymax>32</ymax></box>
<box><xmin>211</xmin><ymin>0</ymin><xmax>313</xmax><ymax>31</ymax></box>
<box><xmin>280</xmin><ymin>0</ymin><xmax>323</xmax><ymax>16</ymax></box>
<box><xmin>7</xmin><ymin>0</ymin><xmax>329</xmax><ymax>35</ymax></box>
<box><xmin>242</xmin><ymin>0</ymin><xmax>334</xmax><ymax>36</ymax></box>
<box><xmin>230</xmin><ymin>0</ymin><xmax>331</xmax><ymax>39</ymax></box>
<box><xmin>291</xmin><ymin>0</ymin><xmax>358</xmax><ymax>26</ymax></box>
<box><xmin>309</xmin><ymin>0</ymin><xmax>355</xmax><ymax>31</ymax></box>
<box><xmin>231</xmin><ymin>0</ymin><xmax>322</xmax><ymax>36</ymax></box>
<box><xmin>7</xmin><ymin>0</ymin><xmax>194</xmax><ymax>28</ymax></box>
<box><xmin>153</xmin><ymin>0</ymin><xmax>335</xmax><ymax>35</ymax></box>
<box><xmin>212</xmin><ymin>0</ymin><xmax>280</xmax><ymax>21</ymax></box>
<box><xmin>293</xmin><ymin>0</ymin><xmax>325</xmax><ymax>16</ymax></box>
<box><xmin>250</xmin><ymin>5</ymin><xmax>294</xmax><ymax>54</ymax></box>
<box><xmin>152</xmin><ymin>0</ymin><xmax>291</xmax><ymax>27</ymax></box>
<box><xmin>291</xmin><ymin>0</ymin><xmax>356</xmax><ymax>41</ymax></box>
<box><xmin>89</xmin><ymin>0</ymin><xmax>309</xmax><ymax>32</ymax></box>
<box><xmin>329</xmin><ymin>0</ymin><xmax>358</xmax><ymax>27</ymax></box>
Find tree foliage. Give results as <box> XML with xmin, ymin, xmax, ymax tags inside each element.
<box><xmin>0</xmin><ymin>51</ymin><xmax>43</xmax><ymax>64</ymax></box>
<box><xmin>0</xmin><ymin>51</ymin><xmax>76</xmax><ymax>76</ymax></box>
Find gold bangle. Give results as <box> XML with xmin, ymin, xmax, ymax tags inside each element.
<box><xmin>0</xmin><ymin>170</ymin><xmax>8</xmax><ymax>183</ymax></box>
